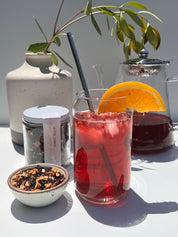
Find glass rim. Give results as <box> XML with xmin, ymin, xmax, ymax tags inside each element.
<box><xmin>76</xmin><ymin>88</ymin><xmax>128</xmax><ymax>101</ymax></box>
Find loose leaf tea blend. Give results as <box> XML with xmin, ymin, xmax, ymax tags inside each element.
<box><xmin>11</xmin><ymin>165</ymin><xmax>65</xmax><ymax>191</ymax></box>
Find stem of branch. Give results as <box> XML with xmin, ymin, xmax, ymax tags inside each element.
<box><xmin>55</xmin><ymin>9</ymin><xmax>85</xmax><ymax>35</ymax></box>
<box><xmin>55</xmin><ymin>10</ymin><xmax>108</xmax><ymax>35</ymax></box>
<box><xmin>53</xmin><ymin>0</ymin><xmax>65</xmax><ymax>36</ymax></box>
<box><xmin>49</xmin><ymin>6</ymin><xmax>122</xmax><ymax>52</ymax></box>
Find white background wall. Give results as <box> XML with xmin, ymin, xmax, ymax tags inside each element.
<box><xmin>1</xmin><ymin>0</ymin><xmax>178</xmax><ymax>124</ymax></box>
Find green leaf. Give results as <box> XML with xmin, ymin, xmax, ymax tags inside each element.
<box><xmin>51</xmin><ymin>52</ymin><xmax>58</xmax><ymax>66</ymax></box>
<box><xmin>131</xmin><ymin>40</ymin><xmax>143</xmax><ymax>54</ymax></box>
<box><xmin>120</xmin><ymin>12</ymin><xmax>135</xmax><ymax>40</ymax></box>
<box><xmin>85</xmin><ymin>1</ymin><xmax>92</xmax><ymax>16</ymax></box>
<box><xmin>27</xmin><ymin>42</ymin><xmax>49</xmax><ymax>52</ymax></box>
<box><xmin>116</xmin><ymin>24</ymin><xmax>124</xmax><ymax>42</ymax></box>
<box><xmin>123</xmin><ymin>43</ymin><xmax>130</xmax><ymax>61</ymax></box>
<box><xmin>91</xmin><ymin>14</ymin><xmax>102</xmax><ymax>35</ymax></box>
<box><xmin>33</xmin><ymin>17</ymin><xmax>48</xmax><ymax>42</ymax></box>
<box><xmin>96</xmin><ymin>7</ymin><xmax>118</xmax><ymax>17</ymax></box>
<box><xmin>122</xmin><ymin>2</ymin><xmax>147</xmax><ymax>10</ymax></box>
<box><xmin>141</xmin><ymin>18</ymin><xmax>147</xmax><ymax>33</ymax></box>
<box><xmin>53</xmin><ymin>37</ymin><xmax>61</xmax><ymax>47</ymax></box>
<box><xmin>110</xmin><ymin>23</ymin><xmax>115</xmax><ymax>37</ymax></box>
<box><xmin>143</xmin><ymin>32</ymin><xmax>148</xmax><ymax>44</ymax></box>
<box><xmin>106</xmin><ymin>16</ymin><xmax>110</xmax><ymax>30</ymax></box>
<box><xmin>138</xmin><ymin>11</ymin><xmax>162</xmax><ymax>22</ymax></box>
<box><xmin>128</xmin><ymin>40</ymin><xmax>132</xmax><ymax>55</ymax></box>
<box><xmin>124</xmin><ymin>9</ymin><xmax>144</xmax><ymax>27</ymax></box>
<box><xmin>146</xmin><ymin>24</ymin><xmax>158</xmax><ymax>49</ymax></box>
<box><xmin>51</xmin><ymin>33</ymin><xmax>66</xmax><ymax>42</ymax></box>
<box><xmin>52</xmin><ymin>50</ymin><xmax>72</xmax><ymax>68</ymax></box>
<box><xmin>128</xmin><ymin>24</ymin><xmax>135</xmax><ymax>31</ymax></box>
<box><xmin>152</xmin><ymin>27</ymin><xmax>161</xmax><ymax>49</ymax></box>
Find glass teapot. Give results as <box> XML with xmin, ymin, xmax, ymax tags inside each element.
<box><xmin>116</xmin><ymin>49</ymin><xmax>174</xmax><ymax>153</ymax></box>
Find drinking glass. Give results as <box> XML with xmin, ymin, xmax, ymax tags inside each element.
<box><xmin>73</xmin><ymin>89</ymin><xmax>133</xmax><ymax>205</ymax></box>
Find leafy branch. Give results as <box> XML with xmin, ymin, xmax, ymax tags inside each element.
<box><xmin>28</xmin><ymin>0</ymin><xmax>162</xmax><ymax>66</ymax></box>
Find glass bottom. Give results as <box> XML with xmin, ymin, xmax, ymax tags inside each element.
<box><xmin>75</xmin><ymin>189</ymin><xmax>129</xmax><ymax>206</ymax></box>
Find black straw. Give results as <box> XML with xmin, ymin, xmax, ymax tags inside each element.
<box><xmin>67</xmin><ymin>32</ymin><xmax>94</xmax><ymax>113</ymax></box>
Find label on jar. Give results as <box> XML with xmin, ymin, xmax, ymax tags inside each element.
<box><xmin>43</xmin><ymin>116</ymin><xmax>61</xmax><ymax>165</ymax></box>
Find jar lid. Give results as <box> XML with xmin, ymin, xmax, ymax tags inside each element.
<box><xmin>23</xmin><ymin>105</ymin><xmax>70</xmax><ymax>124</ymax></box>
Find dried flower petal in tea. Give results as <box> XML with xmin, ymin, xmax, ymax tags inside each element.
<box><xmin>11</xmin><ymin>165</ymin><xmax>65</xmax><ymax>191</ymax></box>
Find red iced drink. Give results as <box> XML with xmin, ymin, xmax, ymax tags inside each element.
<box><xmin>73</xmin><ymin>111</ymin><xmax>132</xmax><ymax>205</ymax></box>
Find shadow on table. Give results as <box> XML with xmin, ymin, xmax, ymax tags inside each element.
<box><xmin>12</xmin><ymin>142</ymin><xmax>24</xmax><ymax>155</ymax></box>
<box><xmin>11</xmin><ymin>191</ymin><xmax>73</xmax><ymax>223</ymax></box>
<box><xmin>132</xmin><ymin>144</ymin><xmax>178</xmax><ymax>163</ymax></box>
<box><xmin>79</xmin><ymin>189</ymin><xmax>178</xmax><ymax>227</ymax></box>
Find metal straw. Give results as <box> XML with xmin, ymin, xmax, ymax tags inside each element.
<box><xmin>67</xmin><ymin>32</ymin><xmax>119</xmax><ymax>195</ymax></box>
<box><xmin>67</xmin><ymin>32</ymin><xmax>94</xmax><ymax>113</ymax></box>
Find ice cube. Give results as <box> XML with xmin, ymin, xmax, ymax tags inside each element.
<box><xmin>104</xmin><ymin>121</ymin><xmax>119</xmax><ymax>138</ymax></box>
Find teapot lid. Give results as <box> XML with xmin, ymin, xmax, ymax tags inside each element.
<box><xmin>123</xmin><ymin>49</ymin><xmax>170</xmax><ymax>65</ymax></box>
<box><xmin>122</xmin><ymin>49</ymin><xmax>170</xmax><ymax>76</ymax></box>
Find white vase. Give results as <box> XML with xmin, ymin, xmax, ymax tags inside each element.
<box><xmin>6</xmin><ymin>52</ymin><xmax>72</xmax><ymax>145</ymax></box>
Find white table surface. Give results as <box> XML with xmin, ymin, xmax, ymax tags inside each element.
<box><xmin>1</xmin><ymin>125</ymin><xmax>178</xmax><ymax>237</ymax></box>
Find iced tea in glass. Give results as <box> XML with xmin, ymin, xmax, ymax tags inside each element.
<box><xmin>73</xmin><ymin>89</ymin><xmax>132</xmax><ymax>205</ymax></box>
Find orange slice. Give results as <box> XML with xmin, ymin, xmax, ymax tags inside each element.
<box><xmin>98</xmin><ymin>81</ymin><xmax>166</xmax><ymax>113</ymax></box>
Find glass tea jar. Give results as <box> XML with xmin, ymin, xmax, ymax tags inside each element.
<box><xmin>23</xmin><ymin>105</ymin><xmax>71</xmax><ymax>166</ymax></box>
<box><xmin>116</xmin><ymin>49</ymin><xmax>174</xmax><ymax>153</ymax></box>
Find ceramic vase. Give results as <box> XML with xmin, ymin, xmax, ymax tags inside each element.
<box><xmin>6</xmin><ymin>52</ymin><xmax>72</xmax><ymax>145</ymax></box>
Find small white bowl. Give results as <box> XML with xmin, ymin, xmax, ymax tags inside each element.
<box><xmin>7</xmin><ymin>163</ymin><xmax>70</xmax><ymax>207</ymax></box>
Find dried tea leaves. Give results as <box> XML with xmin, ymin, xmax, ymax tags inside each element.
<box><xmin>11</xmin><ymin>165</ymin><xmax>65</xmax><ymax>191</ymax></box>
